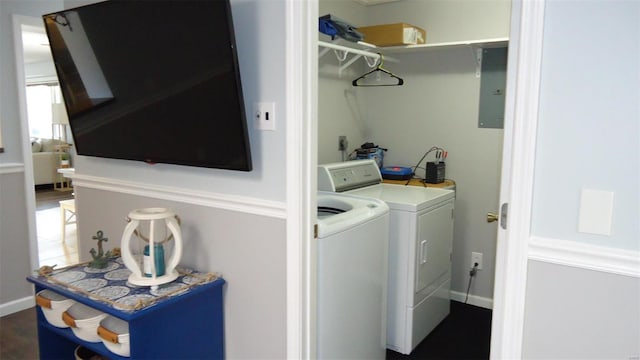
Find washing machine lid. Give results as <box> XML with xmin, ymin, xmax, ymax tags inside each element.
<box><xmin>317</xmin><ymin>192</ymin><xmax>389</xmax><ymax>238</ymax></box>
<box><xmin>347</xmin><ymin>184</ymin><xmax>454</xmax><ymax>212</ymax></box>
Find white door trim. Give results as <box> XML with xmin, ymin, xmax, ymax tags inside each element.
<box><xmin>12</xmin><ymin>14</ymin><xmax>41</xmax><ymax>273</ymax></box>
<box><xmin>285</xmin><ymin>0</ymin><xmax>318</xmax><ymax>358</ymax></box>
<box><xmin>490</xmin><ymin>0</ymin><xmax>546</xmax><ymax>358</ymax></box>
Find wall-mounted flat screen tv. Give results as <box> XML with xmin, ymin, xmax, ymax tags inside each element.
<box><xmin>43</xmin><ymin>0</ymin><xmax>252</xmax><ymax>171</ymax></box>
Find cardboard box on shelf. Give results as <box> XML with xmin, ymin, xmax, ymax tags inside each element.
<box><xmin>358</xmin><ymin>23</ymin><xmax>426</xmax><ymax>47</ymax></box>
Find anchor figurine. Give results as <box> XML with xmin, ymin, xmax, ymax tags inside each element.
<box><xmin>89</xmin><ymin>230</ymin><xmax>114</xmax><ymax>268</ymax></box>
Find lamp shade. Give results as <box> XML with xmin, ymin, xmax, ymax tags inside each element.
<box><xmin>52</xmin><ymin>103</ymin><xmax>69</xmax><ymax>125</ymax></box>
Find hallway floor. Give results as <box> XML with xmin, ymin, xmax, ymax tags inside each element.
<box><xmin>0</xmin><ymin>301</ymin><xmax>491</xmax><ymax>359</ymax></box>
<box><xmin>35</xmin><ymin>187</ymin><xmax>78</xmax><ymax>268</ymax></box>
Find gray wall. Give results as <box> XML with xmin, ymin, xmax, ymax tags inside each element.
<box><xmin>75</xmin><ymin>188</ymin><xmax>287</xmax><ymax>358</ymax></box>
<box><xmin>318</xmin><ymin>0</ymin><xmax>511</xmax><ymax>303</ymax></box>
<box><xmin>523</xmin><ymin>261</ymin><xmax>640</xmax><ymax>359</ymax></box>
<box><xmin>0</xmin><ymin>0</ymin><xmax>65</xmax><ymax>315</ymax></box>
<box><xmin>0</xmin><ymin>171</ymin><xmax>32</xmax><ymax>307</ymax></box>
<box><xmin>523</xmin><ymin>1</ymin><xmax>640</xmax><ymax>357</ymax></box>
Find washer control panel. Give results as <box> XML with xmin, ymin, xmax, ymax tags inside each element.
<box><xmin>318</xmin><ymin>160</ymin><xmax>382</xmax><ymax>192</ymax></box>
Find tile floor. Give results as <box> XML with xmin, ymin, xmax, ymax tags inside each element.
<box><xmin>37</xmin><ymin>206</ymin><xmax>78</xmax><ymax>268</ymax></box>
<box><xmin>35</xmin><ymin>191</ymin><xmax>79</xmax><ymax>268</ymax></box>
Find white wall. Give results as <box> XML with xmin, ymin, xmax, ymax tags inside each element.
<box><xmin>523</xmin><ymin>1</ymin><xmax>640</xmax><ymax>357</ymax></box>
<box><xmin>318</xmin><ymin>0</ymin><xmax>511</xmax><ymax>304</ymax></box>
<box><xmin>65</xmin><ymin>0</ymin><xmax>288</xmax><ymax>202</ymax></box>
<box><xmin>24</xmin><ymin>61</ymin><xmax>57</xmax><ymax>84</ymax></box>
<box><xmin>532</xmin><ymin>0</ymin><xmax>639</xmax><ymax>252</ymax></box>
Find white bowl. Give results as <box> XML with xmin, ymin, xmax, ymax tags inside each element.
<box><xmin>36</xmin><ymin>289</ymin><xmax>76</xmax><ymax>328</ymax></box>
<box><xmin>98</xmin><ymin>316</ymin><xmax>130</xmax><ymax>357</ymax></box>
<box><xmin>63</xmin><ymin>303</ymin><xmax>107</xmax><ymax>342</ymax></box>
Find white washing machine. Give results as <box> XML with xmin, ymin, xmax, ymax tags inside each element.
<box><xmin>316</xmin><ymin>192</ymin><xmax>389</xmax><ymax>360</ymax></box>
<box><xmin>318</xmin><ymin>160</ymin><xmax>455</xmax><ymax>355</ymax></box>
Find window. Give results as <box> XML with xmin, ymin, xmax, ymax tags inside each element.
<box><xmin>26</xmin><ymin>83</ymin><xmax>63</xmax><ymax>140</ymax></box>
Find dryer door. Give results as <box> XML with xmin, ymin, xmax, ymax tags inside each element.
<box><xmin>414</xmin><ymin>201</ymin><xmax>454</xmax><ymax>301</ymax></box>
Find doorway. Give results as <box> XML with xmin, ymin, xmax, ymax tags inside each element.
<box><xmin>15</xmin><ymin>16</ymin><xmax>78</xmax><ymax>269</ymax></box>
<box><xmin>310</xmin><ymin>0</ymin><xmax>539</xmax><ymax>358</ymax></box>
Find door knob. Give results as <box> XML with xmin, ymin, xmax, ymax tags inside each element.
<box><xmin>487</xmin><ymin>212</ymin><xmax>498</xmax><ymax>223</ymax></box>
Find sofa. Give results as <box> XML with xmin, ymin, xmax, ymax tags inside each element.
<box><xmin>31</xmin><ymin>138</ymin><xmax>71</xmax><ymax>186</ymax></box>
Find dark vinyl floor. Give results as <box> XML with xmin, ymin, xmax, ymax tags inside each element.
<box><xmin>0</xmin><ymin>307</ymin><xmax>38</xmax><ymax>360</ymax></box>
<box><xmin>0</xmin><ymin>301</ymin><xmax>490</xmax><ymax>360</ymax></box>
<box><xmin>387</xmin><ymin>301</ymin><xmax>492</xmax><ymax>360</ymax></box>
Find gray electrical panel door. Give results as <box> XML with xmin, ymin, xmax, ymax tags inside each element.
<box><xmin>478</xmin><ymin>47</ymin><xmax>508</xmax><ymax>129</ymax></box>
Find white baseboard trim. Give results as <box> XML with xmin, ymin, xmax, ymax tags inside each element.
<box><xmin>450</xmin><ymin>290</ymin><xmax>493</xmax><ymax>309</ymax></box>
<box><xmin>0</xmin><ymin>162</ymin><xmax>24</xmax><ymax>174</ymax></box>
<box><xmin>529</xmin><ymin>236</ymin><xmax>640</xmax><ymax>278</ymax></box>
<box><xmin>0</xmin><ymin>296</ymin><xmax>34</xmax><ymax>317</ymax></box>
<box><xmin>72</xmin><ymin>173</ymin><xmax>287</xmax><ymax>219</ymax></box>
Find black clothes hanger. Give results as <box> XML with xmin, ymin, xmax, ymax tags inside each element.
<box><xmin>352</xmin><ymin>53</ymin><xmax>404</xmax><ymax>87</ymax></box>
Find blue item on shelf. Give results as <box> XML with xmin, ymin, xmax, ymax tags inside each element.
<box><xmin>354</xmin><ymin>142</ymin><xmax>386</xmax><ymax>168</ymax></box>
<box><xmin>380</xmin><ymin>166</ymin><xmax>414</xmax><ymax>180</ymax></box>
<box><xmin>319</xmin><ymin>17</ymin><xmax>338</xmax><ymax>38</ymax></box>
<box><xmin>319</xmin><ymin>14</ymin><xmax>364</xmax><ymax>42</ymax></box>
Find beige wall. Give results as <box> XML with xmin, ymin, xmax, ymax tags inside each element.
<box><xmin>317</xmin><ymin>0</ymin><xmax>511</xmax><ymax>304</ymax></box>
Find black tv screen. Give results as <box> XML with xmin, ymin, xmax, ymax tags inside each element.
<box><xmin>43</xmin><ymin>0</ymin><xmax>252</xmax><ymax>171</ymax></box>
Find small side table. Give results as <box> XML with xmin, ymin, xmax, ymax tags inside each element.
<box><xmin>53</xmin><ymin>145</ymin><xmax>73</xmax><ymax>192</ymax></box>
<box><xmin>59</xmin><ymin>199</ymin><xmax>76</xmax><ymax>243</ymax></box>
<box><xmin>27</xmin><ymin>261</ymin><xmax>225</xmax><ymax>359</ymax></box>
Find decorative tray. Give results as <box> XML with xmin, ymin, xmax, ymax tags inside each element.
<box><xmin>32</xmin><ymin>257</ymin><xmax>220</xmax><ymax>312</ymax></box>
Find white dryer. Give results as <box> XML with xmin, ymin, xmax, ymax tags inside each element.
<box><xmin>318</xmin><ymin>160</ymin><xmax>455</xmax><ymax>355</ymax></box>
<box><xmin>316</xmin><ymin>192</ymin><xmax>389</xmax><ymax>360</ymax></box>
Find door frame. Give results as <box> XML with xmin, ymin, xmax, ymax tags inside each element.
<box><xmin>285</xmin><ymin>0</ymin><xmax>318</xmax><ymax>358</ymax></box>
<box><xmin>12</xmin><ymin>14</ymin><xmax>41</xmax><ymax>273</ymax></box>
<box><xmin>291</xmin><ymin>0</ymin><xmax>547</xmax><ymax>358</ymax></box>
<box><xmin>490</xmin><ymin>0</ymin><xmax>546</xmax><ymax>357</ymax></box>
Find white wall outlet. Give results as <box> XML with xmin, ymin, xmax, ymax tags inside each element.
<box><xmin>471</xmin><ymin>252</ymin><xmax>483</xmax><ymax>270</ymax></box>
<box><xmin>254</xmin><ymin>102</ymin><xmax>276</xmax><ymax>131</ymax></box>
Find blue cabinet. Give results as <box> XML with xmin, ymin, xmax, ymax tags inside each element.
<box><xmin>27</xmin><ymin>266</ymin><xmax>225</xmax><ymax>359</ymax></box>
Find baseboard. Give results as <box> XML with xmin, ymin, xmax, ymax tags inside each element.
<box><xmin>0</xmin><ymin>296</ymin><xmax>35</xmax><ymax>317</ymax></box>
<box><xmin>450</xmin><ymin>291</ymin><xmax>493</xmax><ymax>309</ymax></box>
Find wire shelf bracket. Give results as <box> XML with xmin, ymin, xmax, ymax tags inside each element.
<box><xmin>318</xmin><ymin>40</ymin><xmax>381</xmax><ymax>77</ymax></box>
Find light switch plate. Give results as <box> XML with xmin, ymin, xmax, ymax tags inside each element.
<box><xmin>578</xmin><ymin>188</ymin><xmax>614</xmax><ymax>236</ymax></box>
<box><xmin>254</xmin><ymin>102</ymin><xmax>276</xmax><ymax>131</ymax></box>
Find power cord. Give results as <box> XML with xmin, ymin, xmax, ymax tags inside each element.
<box><xmin>465</xmin><ymin>262</ymin><xmax>479</xmax><ymax>304</ymax></box>
<box><xmin>405</xmin><ymin>146</ymin><xmax>445</xmax><ymax>185</ymax></box>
